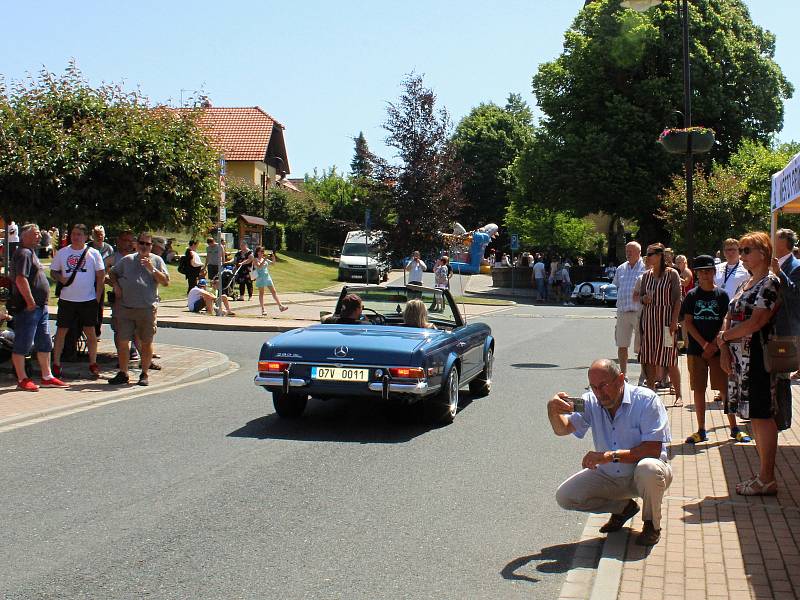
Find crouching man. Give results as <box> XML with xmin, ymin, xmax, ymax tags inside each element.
<box><xmin>187</xmin><ymin>278</ymin><xmax>235</xmax><ymax>316</ymax></box>
<box><xmin>548</xmin><ymin>359</ymin><xmax>672</xmax><ymax>546</ymax></box>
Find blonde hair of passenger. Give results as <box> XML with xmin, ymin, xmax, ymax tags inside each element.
<box><xmin>404</xmin><ymin>299</ymin><xmax>430</xmax><ymax>328</ymax></box>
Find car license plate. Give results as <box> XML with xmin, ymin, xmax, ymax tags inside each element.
<box><xmin>351</xmin><ymin>274</ymin><xmax>363</xmax><ymax>280</ymax></box>
<box><xmin>311</xmin><ymin>366</ymin><xmax>369</xmax><ymax>382</ymax></box>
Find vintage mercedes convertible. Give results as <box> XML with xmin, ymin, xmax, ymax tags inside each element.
<box><xmin>254</xmin><ymin>285</ymin><xmax>494</xmax><ymax>424</ymax></box>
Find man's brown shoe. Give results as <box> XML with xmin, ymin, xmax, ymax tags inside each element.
<box><xmin>636</xmin><ymin>520</ymin><xmax>661</xmax><ymax>546</ymax></box>
<box><xmin>599</xmin><ymin>499</ymin><xmax>640</xmax><ymax>533</ymax></box>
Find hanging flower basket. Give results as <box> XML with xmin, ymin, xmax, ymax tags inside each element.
<box><xmin>657</xmin><ymin>127</ymin><xmax>716</xmax><ymax>154</ymax></box>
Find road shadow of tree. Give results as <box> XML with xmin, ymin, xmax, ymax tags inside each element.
<box><xmin>228</xmin><ymin>393</ymin><xmax>479</xmax><ymax>444</ymax></box>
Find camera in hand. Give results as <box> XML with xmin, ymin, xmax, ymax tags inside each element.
<box><xmin>564</xmin><ymin>396</ymin><xmax>585</xmax><ymax>413</ymax></box>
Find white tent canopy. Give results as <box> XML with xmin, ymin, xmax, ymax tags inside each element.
<box><xmin>770</xmin><ymin>151</ymin><xmax>800</xmax><ymax>237</ymax></box>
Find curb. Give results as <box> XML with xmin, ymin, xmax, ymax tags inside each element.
<box><xmin>0</xmin><ymin>345</ymin><xmax>234</xmax><ymax>428</ymax></box>
<box><xmin>588</xmin><ymin>530</ymin><xmax>627</xmax><ymax>600</ymax></box>
<box><xmin>156</xmin><ymin>319</ymin><xmax>300</xmax><ymax>333</ymax></box>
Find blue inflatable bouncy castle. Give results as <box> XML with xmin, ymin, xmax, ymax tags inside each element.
<box><xmin>450</xmin><ymin>228</ymin><xmax>494</xmax><ymax>275</ymax></box>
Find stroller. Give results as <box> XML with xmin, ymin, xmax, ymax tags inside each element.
<box><xmin>217</xmin><ymin>264</ymin><xmax>242</xmax><ymax>301</ymax></box>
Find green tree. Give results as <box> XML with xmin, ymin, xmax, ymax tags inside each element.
<box><xmin>659</xmin><ymin>140</ymin><xmax>800</xmax><ymax>251</ymax></box>
<box><xmin>381</xmin><ymin>73</ymin><xmax>464</xmax><ymax>257</ymax></box>
<box><xmin>519</xmin><ymin>0</ymin><xmax>793</xmax><ymax>241</ymax></box>
<box><xmin>226</xmin><ymin>179</ymin><xmax>264</xmax><ymax>218</ymax></box>
<box><xmin>0</xmin><ymin>63</ymin><xmax>220</xmax><ymax>231</ymax></box>
<box><xmin>451</xmin><ymin>94</ymin><xmax>534</xmax><ymax>227</ymax></box>
<box><xmin>350</xmin><ymin>131</ymin><xmax>373</xmax><ymax>179</ymax></box>
<box><xmin>504</xmin><ymin>201</ymin><xmax>605</xmax><ymax>259</ymax></box>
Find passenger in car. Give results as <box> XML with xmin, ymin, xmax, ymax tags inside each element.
<box><xmin>324</xmin><ymin>293</ymin><xmax>363</xmax><ymax>324</ymax></box>
<box><xmin>404</xmin><ymin>299</ymin><xmax>437</xmax><ymax>329</ymax></box>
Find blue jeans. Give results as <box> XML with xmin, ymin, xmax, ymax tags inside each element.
<box><xmin>536</xmin><ymin>278</ymin><xmax>547</xmax><ymax>301</ymax></box>
<box><xmin>12</xmin><ymin>305</ymin><xmax>53</xmax><ymax>355</ymax></box>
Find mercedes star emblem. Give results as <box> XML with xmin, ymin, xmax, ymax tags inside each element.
<box><xmin>334</xmin><ymin>346</ymin><xmax>349</xmax><ymax>358</ymax></box>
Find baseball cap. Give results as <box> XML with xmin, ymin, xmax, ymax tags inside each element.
<box><xmin>692</xmin><ymin>255</ymin><xmax>716</xmax><ymax>270</ymax></box>
<box><xmin>198</xmin><ymin>278</ymin><xmax>208</xmax><ymax>286</ymax></box>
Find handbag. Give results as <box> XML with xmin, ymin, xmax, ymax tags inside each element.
<box><xmin>761</xmin><ymin>332</ymin><xmax>800</xmax><ymax>374</ymax></box>
<box><xmin>249</xmin><ymin>270</ymin><xmax>258</xmax><ymax>281</ymax></box>
<box><xmin>55</xmin><ymin>246</ymin><xmax>90</xmax><ymax>298</ymax></box>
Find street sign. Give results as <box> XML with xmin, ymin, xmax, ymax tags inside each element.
<box><xmin>510</xmin><ymin>234</ymin><xmax>520</xmax><ymax>251</ymax></box>
<box><xmin>219</xmin><ymin>206</ymin><xmax>226</xmax><ymax>222</ymax></box>
<box><xmin>365</xmin><ymin>208</ymin><xmax>371</xmax><ymax>231</ymax></box>
<box><xmin>219</xmin><ymin>156</ymin><xmax>226</xmax><ymax>176</ymax></box>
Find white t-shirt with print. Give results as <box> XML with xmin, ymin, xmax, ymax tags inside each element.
<box><xmin>51</xmin><ymin>245</ymin><xmax>104</xmax><ymax>302</ymax></box>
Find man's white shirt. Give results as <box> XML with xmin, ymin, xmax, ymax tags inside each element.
<box><xmin>714</xmin><ymin>261</ymin><xmax>749</xmax><ymax>300</ymax></box>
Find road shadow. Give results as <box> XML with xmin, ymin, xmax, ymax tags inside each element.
<box><xmin>511</xmin><ymin>363</ymin><xmax>560</xmax><ymax>369</ymax></box>
<box><xmin>228</xmin><ymin>393</ymin><xmax>480</xmax><ymax>444</ymax></box>
<box><xmin>501</xmin><ymin>538</ymin><xmax>604</xmax><ymax>584</ymax></box>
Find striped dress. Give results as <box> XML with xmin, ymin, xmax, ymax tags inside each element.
<box><xmin>639</xmin><ymin>269</ymin><xmax>680</xmax><ymax>367</ymax></box>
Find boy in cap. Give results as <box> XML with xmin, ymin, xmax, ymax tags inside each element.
<box><xmin>681</xmin><ymin>255</ymin><xmax>751</xmax><ymax>443</ymax></box>
<box><xmin>187</xmin><ymin>278</ymin><xmax>235</xmax><ymax>316</ymax></box>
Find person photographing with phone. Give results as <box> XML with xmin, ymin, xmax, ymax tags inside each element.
<box><xmin>547</xmin><ymin>359</ymin><xmax>672</xmax><ymax>546</ymax></box>
<box><xmin>405</xmin><ymin>250</ymin><xmax>427</xmax><ymax>286</ymax></box>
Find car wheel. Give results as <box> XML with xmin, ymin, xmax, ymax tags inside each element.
<box><xmin>469</xmin><ymin>348</ymin><xmax>493</xmax><ymax>397</ymax></box>
<box><xmin>425</xmin><ymin>366</ymin><xmax>459</xmax><ymax>425</ymax></box>
<box><xmin>578</xmin><ymin>282</ymin><xmax>594</xmax><ymax>297</ymax></box>
<box><xmin>272</xmin><ymin>391</ymin><xmax>308</xmax><ymax>418</ymax></box>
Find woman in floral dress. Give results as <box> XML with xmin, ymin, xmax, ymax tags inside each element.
<box><xmin>637</xmin><ymin>243</ymin><xmax>683</xmax><ymax>405</ymax></box>
<box><xmin>718</xmin><ymin>232</ymin><xmax>780</xmax><ymax>496</ymax></box>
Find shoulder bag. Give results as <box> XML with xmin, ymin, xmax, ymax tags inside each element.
<box><xmin>55</xmin><ymin>246</ymin><xmax>90</xmax><ymax>298</ymax></box>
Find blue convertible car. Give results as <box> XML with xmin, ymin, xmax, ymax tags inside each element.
<box><xmin>254</xmin><ymin>285</ymin><xmax>494</xmax><ymax>424</ymax></box>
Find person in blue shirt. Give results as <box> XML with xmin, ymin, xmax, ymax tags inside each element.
<box><xmin>547</xmin><ymin>358</ymin><xmax>672</xmax><ymax>546</ymax></box>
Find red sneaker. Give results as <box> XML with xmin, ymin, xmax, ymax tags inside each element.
<box><xmin>17</xmin><ymin>378</ymin><xmax>39</xmax><ymax>392</ymax></box>
<box><xmin>40</xmin><ymin>376</ymin><xmax>69</xmax><ymax>388</ymax></box>
<box><xmin>88</xmin><ymin>363</ymin><xmax>101</xmax><ymax>380</ymax></box>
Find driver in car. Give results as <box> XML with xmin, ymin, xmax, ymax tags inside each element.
<box><xmin>324</xmin><ymin>293</ymin><xmax>363</xmax><ymax>324</ymax></box>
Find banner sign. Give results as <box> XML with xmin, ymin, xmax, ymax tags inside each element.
<box><xmin>772</xmin><ymin>151</ymin><xmax>800</xmax><ymax>212</ymax></box>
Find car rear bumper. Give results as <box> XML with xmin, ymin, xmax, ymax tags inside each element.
<box><xmin>254</xmin><ymin>375</ymin><xmax>432</xmax><ymax>396</ymax></box>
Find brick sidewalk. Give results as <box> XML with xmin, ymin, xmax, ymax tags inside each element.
<box><xmin>0</xmin><ymin>341</ymin><xmax>231</xmax><ymax>428</ymax></box>
<box><xmin>613</xmin><ymin>356</ymin><xmax>800</xmax><ymax>600</ymax></box>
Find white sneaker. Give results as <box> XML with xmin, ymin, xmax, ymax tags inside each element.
<box><xmin>215</xmin><ymin>308</ymin><xmax>227</xmax><ymax>316</ymax></box>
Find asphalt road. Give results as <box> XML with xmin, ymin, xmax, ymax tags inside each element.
<box><xmin>0</xmin><ymin>302</ymin><xmax>637</xmax><ymax>599</ymax></box>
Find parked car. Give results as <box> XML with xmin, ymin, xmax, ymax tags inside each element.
<box><xmin>254</xmin><ymin>285</ymin><xmax>494</xmax><ymax>425</ymax></box>
<box><xmin>571</xmin><ymin>277</ymin><xmax>617</xmax><ymax>306</ymax></box>
<box><xmin>337</xmin><ymin>230</ymin><xmax>391</xmax><ymax>284</ymax></box>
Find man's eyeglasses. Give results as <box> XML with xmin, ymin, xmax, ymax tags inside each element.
<box><xmin>138</xmin><ymin>240</ymin><xmax>152</xmax><ymax>246</ymax></box>
<box><xmin>587</xmin><ymin>379</ymin><xmax>617</xmax><ymax>394</ymax></box>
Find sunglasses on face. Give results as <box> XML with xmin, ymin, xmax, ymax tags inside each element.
<box><xmin>740</xmin><ymin>246</ymin><xmax>758</xmax><ymax>255</ymax></box>
<box><xmin>646</xmin><ymin>250</ymin><xmax>663</xmax><ymax>257</ymax></box>
<box><xmin>138</xmin><ymin>240</ymin><xmax>152</xmax><ymax>246</ymax></box>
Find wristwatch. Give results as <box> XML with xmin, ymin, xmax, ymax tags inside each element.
<box><xmin>611</xmin><ymin>451</ymin><xmax>620</xmax><ymax>463</ymax></box>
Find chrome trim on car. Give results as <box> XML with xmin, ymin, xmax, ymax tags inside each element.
<box><xmin>262</xmin><ymin>361</ymin><xmax>427</xmax><ymax>370</ymax></box>
<box><xmin>254</xmin><ymin>376</ymin><xmax>308</xmax><ymax>387</ymax></box>
<box><xmin>367</xmin><ymin>381</ymin><xmax>431</xmax><ymax>395</ymax></box>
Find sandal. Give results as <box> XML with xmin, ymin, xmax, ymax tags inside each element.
<box><xmin>685</xmin><ymin>430</ymin><xmax>708</xmax><ymax>444</ymax></box>
<box><xmin>279</xmin><ymin>305</ymin><xmax>289</xmax><ymax>312</ymax></box>
<box><xmin>672</xmin><ymin>396</ymin><xmax>683</xmax><ymax>407</ymax></box>
<box><xmin>736</xmin><ymin>477</ymin><xmax>777</xmax><ymax>496</ymax></box>
<box><xmin>730</xmin><ymin>427</ymin><xmax>752</xmax><ymax>443</ymax></box>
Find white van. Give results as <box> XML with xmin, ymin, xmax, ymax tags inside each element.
<box><xmin>337</xmin><ymin>230</ymin><xmax>390</xmax><ymax>284</ymax></box>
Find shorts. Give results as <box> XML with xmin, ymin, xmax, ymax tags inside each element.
<box><xmin>56</xmin><ymin>299</ymin><xmax>99</xmax><ymax>329</ymax></box>
<box><xmin>12</xmin><ymin>305</ymin><xmax>53</xmax><ymax>355</ymax></box>
<box><xmin>615</xmin><ymin>311</ymin><xmax>641</xmax><ymax>352</ymax></box>
<box><xmin>116</xmin><ymin>305</ymin><xmax>158</xmax><ymax>343</ymax></box>
<box><xmin>190</xmin><ymin>298</ymin><xmax>205</xmax><ymax>313</ymax></box>
<box><xmin>688</xmin><ymin>353</ymin><xmax>728</xmax><ymax>395</ymax></box>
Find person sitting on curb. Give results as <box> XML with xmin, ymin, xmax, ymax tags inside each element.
<box><xmin>548</xmin><ymin>358</ymin><xmax>672</xmax><ymax>546</ymax></box>
<box><xmin>187</xmin><ymin>278</ymin><xmax>235</xmax><ymax>316</ymax></box>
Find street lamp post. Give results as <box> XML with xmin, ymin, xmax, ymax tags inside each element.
<box><xmin>622</xmin><ymin>0</ymin><xmax>695</xmax><ymax>258</ymax></box>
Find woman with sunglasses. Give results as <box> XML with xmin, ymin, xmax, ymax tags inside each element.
<box><xmin>717</xmin><ymin>232</ymin><xmax>780</xmax><ymax>495</ymax></box>
<box><xmin>637</xmin><ymin>243</ymin><xmax>683</xmax><ymax>405</ymax></box>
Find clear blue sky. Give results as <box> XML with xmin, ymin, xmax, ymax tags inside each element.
<box><xmin>1</xmin><ymin>0</ymin><xmax>798</xmax><ymax>178</ymax></box>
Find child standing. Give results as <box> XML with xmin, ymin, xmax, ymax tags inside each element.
<box><xmin>433</xmin><ymin>256</ymin><xmax>450</xmax><ymax>311</ymax></box>
<box><xmin>682</xmin><ymin>254</ymin><xmax>751</xmax><ymax>444</ymax></box>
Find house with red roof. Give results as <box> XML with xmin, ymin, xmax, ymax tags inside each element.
<box><xmin>193</xmin><ymin>106</ymin><xmax>298</xmax><ymax>192</ymax></box>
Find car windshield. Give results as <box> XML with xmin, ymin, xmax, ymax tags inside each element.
<box><xmin>343</xmin><ymin>287</ymin><xmax>459</xmax><ymax>326</ymax></box>
<box><xmin>341</xmin><ymin>243</ymin><xmax>380</xmax><ymax>256</ymax></box>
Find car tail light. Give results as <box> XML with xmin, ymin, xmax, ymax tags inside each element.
<box><xmin>258</xmin><ymin>361</ymin><xmax>289</xmax><ymax>373</ymax></box>
<box><xmin>389</xmin><ymin>367</ymin><xmax>425</xmax><ymax>379</ymax></box>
